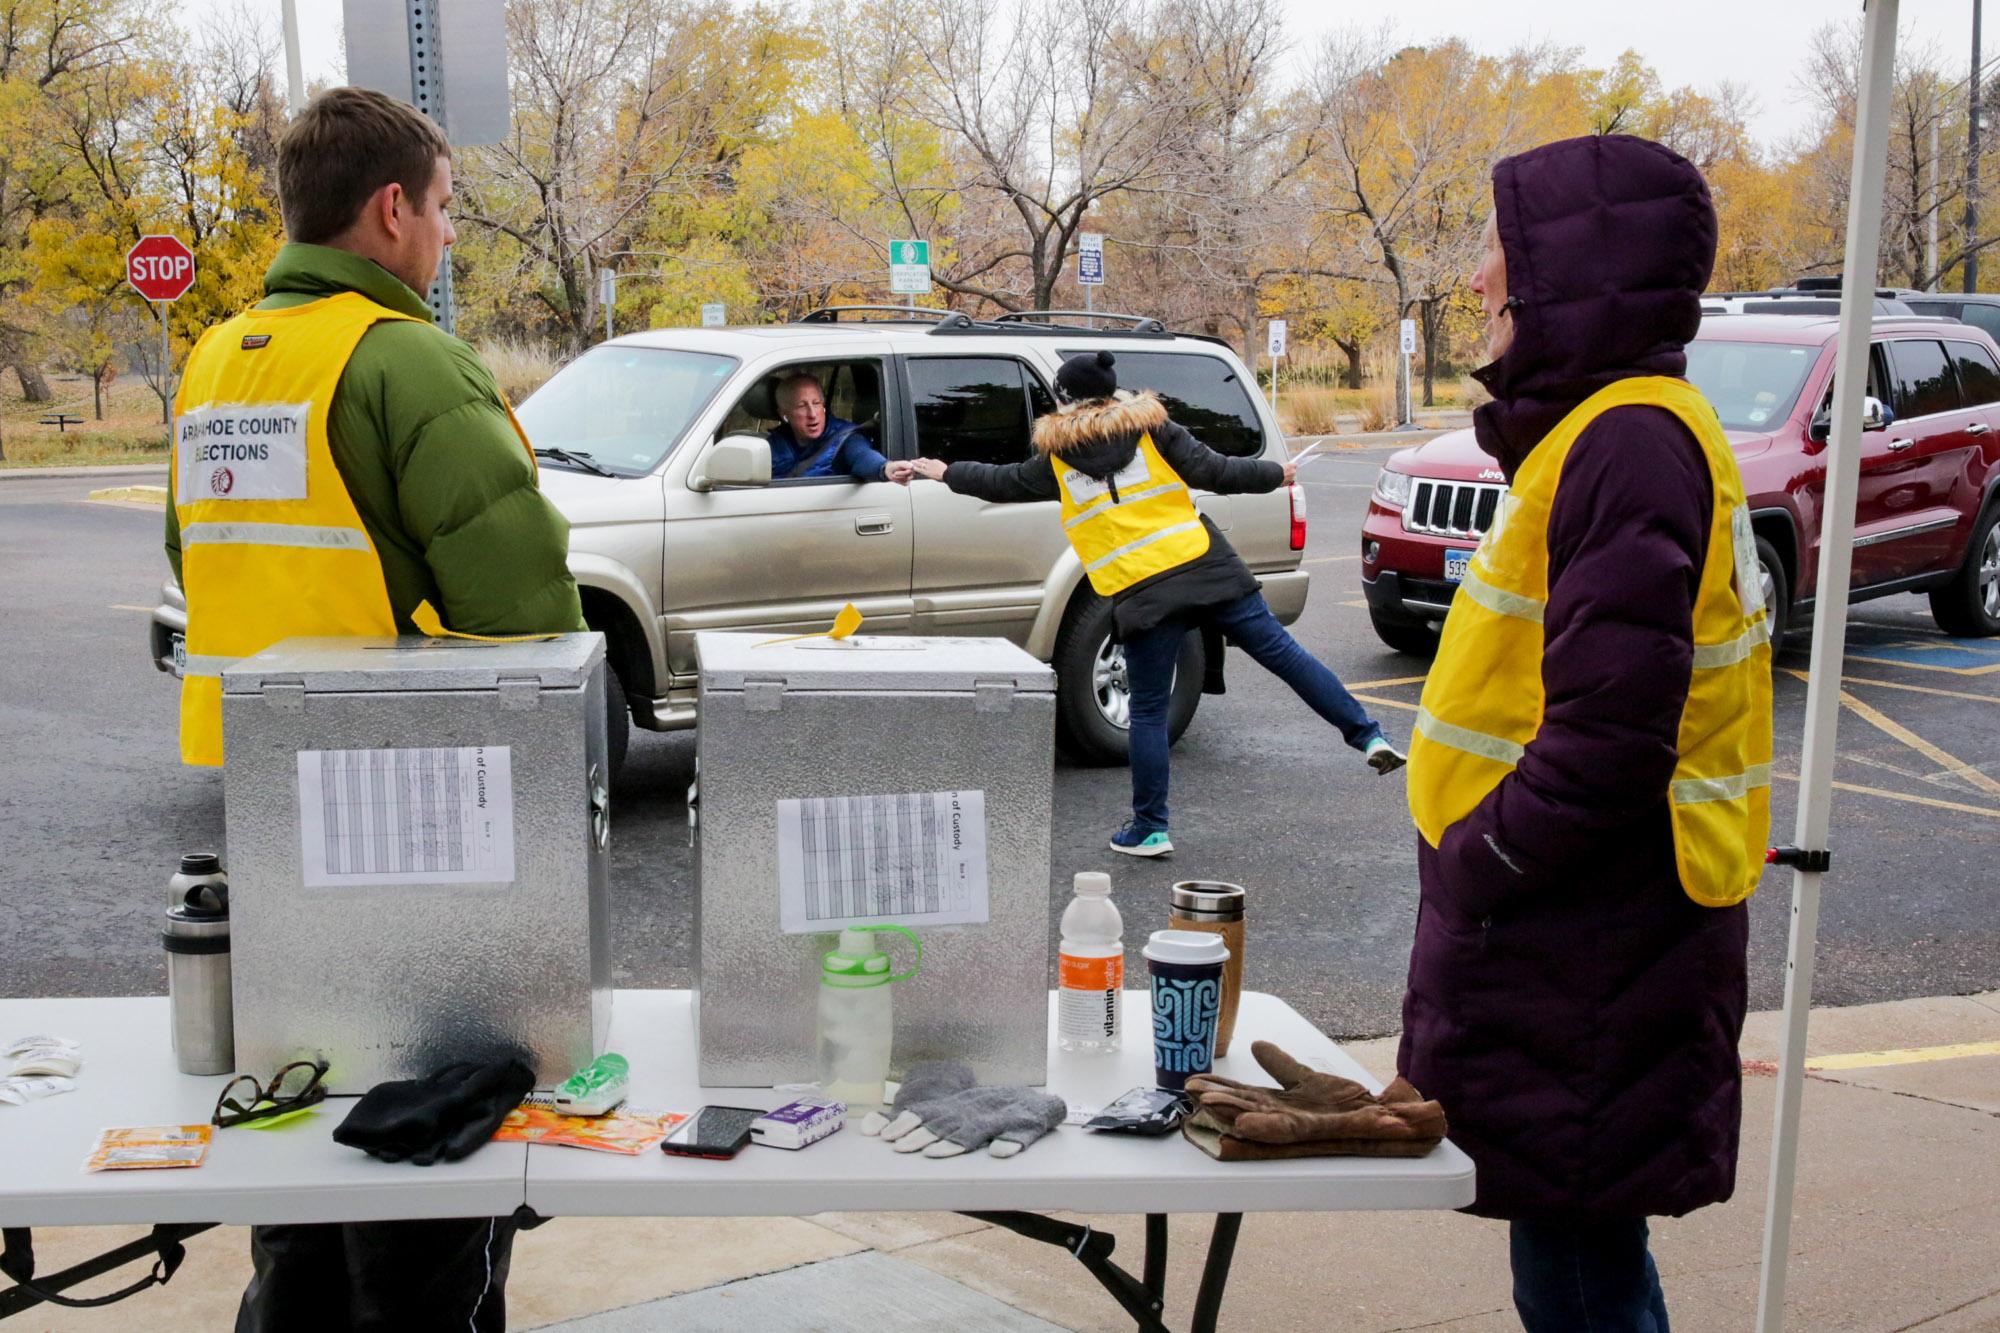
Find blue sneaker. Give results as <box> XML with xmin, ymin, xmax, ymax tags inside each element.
<box><xmin>1109</xmin><ymin>823</ymin><xmax>1173</xmax><ymax>858</ymax></box>
<box><xmin>1365</xmin><ymin>736</ymin><xmax>1406</xmax><ymax>774</ymax></box>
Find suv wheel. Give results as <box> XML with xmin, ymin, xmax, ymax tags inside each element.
<box><xmin>1369</xmin><ymin>609</ymin><xmax>1440</xmax><ymax>658</ymax></box>
<box><xmin>1053</xmin><ymin>593</ymin><xmax>1202</xmax><ymax>765</ymax></box>
<box><xmin>1928</xmin><ymin>503</ymin><xmax>2000</xmax><ymax>637</ymax></box>
<box><xmin>603</xmin><ymin>658</ymin><xmax>631</xmax><ymax>777</ymax></box>
<box><xmin>1756</xmin><ymin>537</ymin><xmax>1790</xmax><ymax>648</ymax></box>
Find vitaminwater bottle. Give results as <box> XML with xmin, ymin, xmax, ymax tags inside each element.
<box><xmin>1058</xmin><ymin>871</ymin><xmax>1123</xmax><ymax>1053</ymax></box>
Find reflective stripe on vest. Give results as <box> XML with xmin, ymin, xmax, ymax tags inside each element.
<box><xmin>1054</xmin><ymin>431</ymin><xmax>1211</xmax><ymax>595</ymax></box>
<box><xmin>172</xmin><ymin>292</ymin><xmax>420</xmax><ymax>767</ymax></box>
<box><xmin>181</xmin><ymin>521</ymin><xmax>373</xmax><ymax>552</ymax></box>
<box><xmin>1405</xmin><ymin>376</ymin><xmax>1775</xmax><ymax>908</ymax></box>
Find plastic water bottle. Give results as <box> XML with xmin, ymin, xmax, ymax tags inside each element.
<box><xmin>816</xmin><ymin>924</ymin><xmax>921</xmax><ymax>1110</ymax></box>
<box><xmin>1058</xmin><ymin>871</ymin><xmax>1124</xmax><ymax>1053</ymax></box>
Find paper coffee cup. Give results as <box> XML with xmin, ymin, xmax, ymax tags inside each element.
<box><xmin>1143</xmin><ymin>930</ymin><xmax>1229</xmax><ymax>1090</ymax></box>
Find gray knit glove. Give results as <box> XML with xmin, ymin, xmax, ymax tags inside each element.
<box><xmin>858</xmin><ymin>1061</ymin><xmax>976</xmax><ymax>1137</ymax></box>
<box><xmin>885</xmin><ymin>1085</ymin><xmax>1068</xmax><ymax>1159</ymax></box>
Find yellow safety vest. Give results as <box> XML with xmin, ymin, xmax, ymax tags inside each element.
<box><xmin>1055</xmin><ymin>432</ymin><xmax>1211</xmax><ymax>596</ymax></box>
<box><xmin>171</xmin><ymin>292</ymin><xmax>417</xmax><ymax>767</ymax></box>
<box><xmin>1406</xmin><ymin>376</ymin><xmax>1774</xmax><ymax>907</ymax></box>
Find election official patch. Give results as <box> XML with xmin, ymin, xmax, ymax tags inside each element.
<box><xmin>176</xmin><ymin>403</ymin><xmax>310</xmax><ymax>501</ymax></box>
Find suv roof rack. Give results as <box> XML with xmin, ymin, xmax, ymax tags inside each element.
<box><xmin>796</xmin><ymin>305</ymin><xmax>964</xmax><ymax>324</ymax></box>
<box><xmin>990</xmin><ymin>310</ymin><xmax>1170</xmax><ymax>334</ymax></box>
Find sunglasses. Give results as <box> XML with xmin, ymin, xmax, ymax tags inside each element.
<box><xmin>212</xmin><ymin>1059</ymin><xmax>329</xmax><ymax>1128</ymax></box>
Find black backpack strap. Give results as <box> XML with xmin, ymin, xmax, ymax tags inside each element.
<box><xmin>0</xmin><ymin>1224</ymin><xmax>211</xmax><ymax>1316</ymax></box>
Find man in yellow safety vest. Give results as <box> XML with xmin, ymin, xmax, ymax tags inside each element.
<box><xmin>167</xmin><ymin>86</ymin><xmax>582</xmax><ymax>1333</ymax></box>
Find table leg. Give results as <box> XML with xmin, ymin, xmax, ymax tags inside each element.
<box><xmin>1189</xmin><ymin>1213</ymin><xmax>1242</xmax><ymax>1333</ymax></box>
<box><xmin>959</xmin><ymin>1212</ymin><xmax>1169</xmax><ymax>1333</ymax></box>
<box><xmin>1144</xmin><ymin>1214</ymin><xmax>1168</xmax><ymax>1307</ymax></box>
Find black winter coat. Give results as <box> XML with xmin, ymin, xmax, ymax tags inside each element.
<box><xmin>940</xmin><ymin>391</ymin><xmax>1284</xmax><ymax>636</ymax></box>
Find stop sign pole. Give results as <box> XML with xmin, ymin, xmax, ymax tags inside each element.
<box><xmin>126</xmin><ymin>235</ymin><xmax>196</xmax><ymax>428</ymax></box>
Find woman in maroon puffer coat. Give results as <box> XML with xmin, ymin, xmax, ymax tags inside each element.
<box><xmin>1397</xmin><ymin>134</ymin><xmax>1753</xmax><ymax>1332</ymax></box>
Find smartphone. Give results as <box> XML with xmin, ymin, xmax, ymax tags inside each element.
<box><xmin>659</xmin><ymin>1105</ymin><xmax>763</xmax><ymax>1160</ymax></box>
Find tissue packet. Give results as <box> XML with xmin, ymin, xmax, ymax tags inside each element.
<box><xmin>750</xmin><ymin>1096</ymin><xmax>845</xmax><ymax>1150</ymax></box>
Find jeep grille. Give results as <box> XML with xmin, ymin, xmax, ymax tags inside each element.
<box><xmin>1404</xmin><ymin>480</ymin><xmax>1504</xmax><ymax>539</ymax></box>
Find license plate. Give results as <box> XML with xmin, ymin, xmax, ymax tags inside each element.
<box><xmin>171</xmin><ymin>632</ymin><xmax>187</xmax><ymax>677</ymax></box>
<box><xmin>1444</xmin><ymin>549</ymin><xmax>1473</xmax><ymax>585</ymax></box>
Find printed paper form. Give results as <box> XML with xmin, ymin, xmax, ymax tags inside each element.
<box><xmin>297</xmin><ymin>746</ymin><xmax>516</xmax><ymax>887</ymax></box>
<box><xmin>775</xmin><ymin>790</ymin><xmax>990</xmax><ymax>934</ymax></box>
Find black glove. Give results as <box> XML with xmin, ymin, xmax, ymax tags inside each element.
<box><xmin>333</xmin><ymin>1058</ymin><xmax>535</xmax><ymax>1166</ymax></box>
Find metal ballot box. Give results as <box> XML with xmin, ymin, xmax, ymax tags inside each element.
<box><xmin>221</xmin><ymin>635</ymin><xmax>613</xmax><ymax>1090</ymax></box>
<box><xmin>694</xmin><ymin>632</ymin><xmax>1056</xmax><ymax>1087</ymax></box>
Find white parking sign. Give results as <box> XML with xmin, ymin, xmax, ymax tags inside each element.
<box><xmin>1267</xmin><ymin>320</ymin><xmax>1287</xmax><ymax>358</ymax></box>
<box><xmin>889</xmin><ymin>239</ymin><xmax>931</xmax><ymax>295</ymax></box>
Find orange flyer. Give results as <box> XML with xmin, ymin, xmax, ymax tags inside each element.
<box><xmin>492</xmin><ymin>1104</ymin><xmax>686</xmax><ymax>1155</ymax></box>
<box><xmin>85</xmin><ymin>1125</ymin><xmax>212</xmax><ymax>1171</ymax></box>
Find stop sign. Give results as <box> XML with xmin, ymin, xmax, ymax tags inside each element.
<box><xmin>127</xmin><ymin>235</ymin><xmax>196</xmax><ymax>302</ymax></box>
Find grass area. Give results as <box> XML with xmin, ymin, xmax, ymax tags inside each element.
<box><xmin>1</xmin><ymin>373</ymin><xmax>171</xmax><ymax>468</ymax></box>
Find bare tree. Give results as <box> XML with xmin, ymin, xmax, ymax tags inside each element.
<box><xmin>887</xmin><ymin>0</ymin><xmax>1194</xmax><ymax>312</ymax></box>
<box><xmin>457</xmin><ymin>0</ymin><xmax>778</xmax><ymax>348</ymax></box>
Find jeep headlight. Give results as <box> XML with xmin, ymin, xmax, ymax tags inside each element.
<box><xmin>1373</xmin><ymin>467</ymin><xmax>1413</xmax><ymax>508</ymax></box>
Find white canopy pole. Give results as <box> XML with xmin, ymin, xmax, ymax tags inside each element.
<box><xmin>1755</xmin><ymin>2</ymin><xmax>1898</xmax><ymax>1328</ymax></box>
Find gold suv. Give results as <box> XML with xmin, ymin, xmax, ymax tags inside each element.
<box><xmin>155</xmin><ymin>309</ymin><xmax>1311</xmax><ymax>771</ymax></box>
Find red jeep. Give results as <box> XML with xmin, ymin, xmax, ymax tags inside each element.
<box><xmin>1361</xmin><ymin>314</ymin><xmax>2000</xmax><ymax>654</ymax></box>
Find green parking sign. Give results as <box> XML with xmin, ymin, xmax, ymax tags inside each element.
<box><xmin>890</xmin><ymin>239</ymin><xmax>931</xmax><ymax>295</ymax></box>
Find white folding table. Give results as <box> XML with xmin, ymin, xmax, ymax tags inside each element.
<box><xmin>0</xmin><ymin>990</ymin><xmax>1473</xmax><ymax>1330</ymax></box>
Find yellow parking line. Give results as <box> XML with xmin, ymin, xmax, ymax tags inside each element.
<box><xmin>1771</xmin><ymin>770</ymin><xmax>2000</xmax><ymax>819</ymax></box>
<box><xmin>1804</xmin><ymin>1040</ymin><xmax>2000</xmax><ymax>1072</ymax></box>
<box><xmin>1836</xmin><ymin>688</ymin><xmax>2000</xmax><ymax>799</ymax></box>
<box><xmin>1843</xmin><ymin>653</ymin><xmax>2000</xmax><ymax>677</ymax></box>
<box><xmin>1347</xmin><ymin>675</ymin><xmax>1429</xmax><ymax>690</ymax></box>
<box><xmin>1352</xmin><ymin>693</ymin><xmax>1418</xmax><ymax>713</ymax></box>
<box><xmin>1813</xmin><ymin>672</ymin><xmax>2000</xmax><ymax>705</ymax></box>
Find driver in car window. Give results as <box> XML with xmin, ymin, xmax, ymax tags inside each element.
<box><xmin>767</xmin><ymin>372</ymin><xmax>894</xmax><ymax>482</ymax></box>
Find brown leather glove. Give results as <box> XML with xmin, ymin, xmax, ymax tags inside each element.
<box><xmin>1181</xmin><ymin>1040</ymin><xmax>1447</xmax><ymax>1161</ymax></box>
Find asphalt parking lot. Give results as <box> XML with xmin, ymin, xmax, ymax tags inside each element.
<box><xmin>2</xmin><ymin>456</ymin><xmax>1994</xmax><ymax>1038</ymax></box>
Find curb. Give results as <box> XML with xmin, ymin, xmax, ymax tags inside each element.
<box><xmin>0</xmin><ymin>463</ymin><xmax>168</xmax><ymax>482</ymax></box>
<box><xmin>88</xmin><ymin>484</ymin><xmax>168</xmax><ymax>505</ymax></box>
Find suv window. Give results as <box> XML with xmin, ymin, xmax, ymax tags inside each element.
<box><xmin>907</xmin><ymin>357</ymin><xmax>1052</xmax><ymax>467</ymax></box>
<box><xmin>1949</xmin><ymin>340</ymin><xmax>2000</xmax><ymax>405</ymax></box>
<box><xmin>516</xmin><ymin>346</ymin><xmax>737</xmax><ymax>474</ymax></box>
<box><xmin>1887</xmin><ymin>340</ymin><xmax>1962</xmax><ymax>418</ymax></box>
<box><xmin>1959</xmin><ymin>303</ymin><xmax>2000</xmax><ymax>343</ymax></box>
<box><xmin>1066</xmin><ymin>350</ymin><xmax>1265</xmax><ymax>457</ymax></box>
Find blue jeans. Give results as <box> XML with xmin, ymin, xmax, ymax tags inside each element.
<box><xmin>1122</xmin><ymin>590</ymin><xmax>1382</xmax><ymax>832</ymax></box>
<box><xmin>1510</xmin><ymin>1218</ymin><xmax>1670</xmax><ymax>1333</ymax></box>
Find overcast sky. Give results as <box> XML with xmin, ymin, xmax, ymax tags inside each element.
<box><xmin>185</xmin><ymin>0</ymin><xmax>1976</xmax><ymax>153</ymax></box>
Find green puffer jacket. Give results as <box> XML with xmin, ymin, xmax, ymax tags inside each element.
<box><xmin>166</xmin><ymin>243</ymin><xmax>585</xmax><ymax>636</ymax></box>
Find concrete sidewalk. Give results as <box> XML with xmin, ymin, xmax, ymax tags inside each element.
<box><xmin>18</xmin><ymin>991</ymin><xmax>1999</xmax><ymax>1331</ymax></box>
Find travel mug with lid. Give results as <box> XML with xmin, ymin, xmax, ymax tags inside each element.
<box><xmin>1143</xmin><ymin>929</ymin><xmax>1229</xmax><ymax>1090</ymax></box>
<box><xmin>1169</xmin><ymin>881</ymin><xmax>1245</xmax><ymax>1057</ymax></box>
<box><xmin>164</xmin><ymin>872</ymin><xmax>233</xmax><ymax>1075</ymax></box>
<box><xmin>168</xmin><ymin>850</ymin><xmax>227</xmax><ymax>911</ymax></box>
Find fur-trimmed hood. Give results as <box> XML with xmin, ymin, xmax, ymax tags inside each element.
<box><xmin>1031</xmin><ymin>391</ymin><xmax>1169</xmax><ymax>471</ymax></box>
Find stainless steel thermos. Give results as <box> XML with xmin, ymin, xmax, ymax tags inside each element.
<box><xmin>1168</xmin><ymin>881</ymin><xmax>1245</xmax><ymax>1058</ymax></box>
<box><xmin>164</xmin><ymin>855</ymin><xmax>233</xmax><ymax>1075</ymax></box>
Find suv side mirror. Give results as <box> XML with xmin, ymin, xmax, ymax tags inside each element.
<box><xmin>1809</xmin><ymin>395</ymin><xmax>1894</xmax><ymax>443</ymax></box>
<box><xmin>691</xmin><ymin>435</ymin><xmax>772</xmax><ymax>490</ymax></box>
